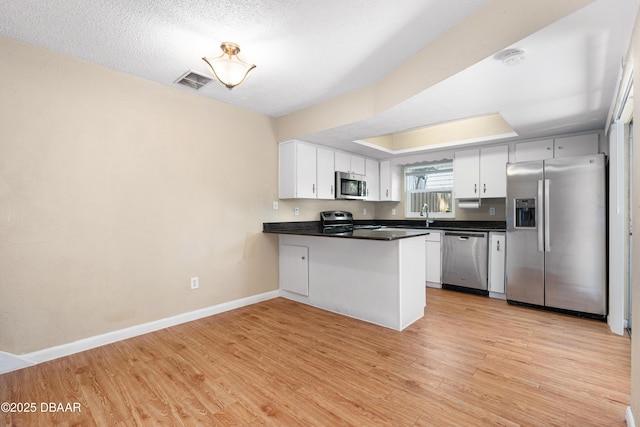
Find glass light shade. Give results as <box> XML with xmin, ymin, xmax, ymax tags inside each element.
<box><xmin>203</xmin><ymin>42</ymin><xmax>256</xmax><ymax>89</ymax></box>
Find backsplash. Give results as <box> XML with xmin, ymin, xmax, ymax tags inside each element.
<box><xmin>375</xmin><ymin>198</ymin><xmax>506</xmax><ymax>221</ymax></box>
<box><xmin>265</xmin><ymin>199</ymin><xmax>377</xmax><ymax>222</ymax></box>
<box><xmin>266</xmin><ymin>197</ymin><xmax>506</xmax><ymax>223</ymax></box>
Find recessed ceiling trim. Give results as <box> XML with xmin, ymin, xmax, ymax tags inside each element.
<box><xmin>353</xmin><ymin>113</ymin><xmax>518</xmax><ymax>155</ymax></box>
<box><xmin>353</xmin><ymin>131</ymin><xmax>518</xmax><ymax>155</ymax></box>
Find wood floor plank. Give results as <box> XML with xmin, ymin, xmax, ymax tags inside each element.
<box><xmin>0</xmin><ymin>288</ymin><xmax>631</xmax><ymax>426</ymax></box>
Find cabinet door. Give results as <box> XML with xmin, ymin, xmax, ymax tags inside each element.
<box><xmin>379</xmin><ymin>160</ymin><xmax>401</xmax><ymax>201</ymax></box>
<box><xmin>454</xmin><ymin>148</ymin><xmax>480</xmax><ymax>198</ymax></box>
<box><xmin>296</xmin><ymin>143</ymin><xmax>317</xmax><ymax>198</ymax></box>
<box><xmin>554</xmin><ymin>133</ymin><xmax>598</xmax><ymax>158</ymax></box>
<box><xmin>489</xmin><ymin>233</ymin><xmax>506</xmax><ymax>294</ymax></box>
<box><xmin>279</xmin><ymin>245</ymin><xmax>309</xmax><ymax>296</ymax></box>
<box><xmin>316</xmin><ymin>147</ymin><xmax>335</xmax><ymax>199</ymax></box>
<box><xmin>480</xmin><ymin>145</ymin><xmax>508</xmax><ymax>198</ymax></box>
<box><xmin>334</xmin><ymin>151</ymin><xmax>350</xmax><ymax>172</ymax></box>
<box><xmin>514</xmin><ymin>139</ymin><xmax>553</xmax><ymax>162</ymax></box>
<box><xmin>425</xmin><ymin>232</ymin><xmax>441</xmax><ymax>287</ymax></box>
<box><xmin>350</xmin><ymin>155</ymin><xmax>366</xmax><ymax>175</ymax></box>
<box><xmin>278</xmin><ymin>142</ymin><xmax>296</xmax><ymax>199</ymax></box>
<box><xmin>365</xmin><ymin>158</ymin><xmax>379</xmax><ymax>201</ymax></box>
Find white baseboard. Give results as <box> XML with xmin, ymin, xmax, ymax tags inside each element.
<box><xmin>0</xmin><ymin>352</ymin><xmax>34</xmax><ymax>374</ymax></box>
<box><xmin>628</xmin><ymin>406</ymin><xmax>636</xmax><ymax>427</ymax></box>
<box><xmin>0</xmin><ymin>290</ymin><xmax>279</xmax><ymax>375</ymax></box>
<box><xmin>489</xmin><ymin>292</ymin><xmax>506</xmax><ymax>300</ymax></box>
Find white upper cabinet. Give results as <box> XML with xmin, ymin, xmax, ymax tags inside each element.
<box><xmin>334</xmin><ymin>151</ymin><xmax>350</xmax><ymax>172</ymax></box>
<box><xmin>279</xmin><ymin>141</ymin><xmax>335</xmax><ymax>199</ymax></box>
<box><xmin>553</xmin><ymin>133</ymin><xmax>599</xmax><ymax>158</ymax></box>
<box><xmin>335</xmin><ymin>151</ymin><xmax>366</xmax><ymax>174</ymax></box>
<box><xmin>379</xmin><ymin>160</ymin><xmax>401</xmax><ymax>201</ymax></box>
<box><xmin>513</xmin><ymin>133</ymin><xmax>598</xmax><ymax>162</ymax></box>
<box><xmin>316</xmin><ymin>147</ymin><xmax>336</xmax><ymax>199</ymax></box>
<box><xmin>289</xmin><ymin>142</ymin><xmax>317</xmax><ymax>199</ymax></box>
<box><xmin>454</xmin><ymin>145</ymin><xmax>508</xmax><ymax>199</ymax></box>
<box><xmin>453</xmin><ymin>148</ymin><xmax>480</xmax><ymax>199</ymax></box>
<box><xmin>480</xmin><ymin>145</ymin><xmax>509</xmax><ymax>198</ymax></box>
<box><xmin>365</xmin><ymin>158</ymin><xmax>380</xmax><ymax>201</ymax></box>
<box><xmin>513</xmin><ymin>139</ymin><xmax>554</xmax><ymax>163</ymax></box>
<box><xmin>350</xmin><ymin>155</ymin><xmax>366</xmax><ymax>175</ymax></box>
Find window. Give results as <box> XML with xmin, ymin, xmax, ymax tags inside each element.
<box><xmin>404</xmin><ymin>160</ymin><xmax>454</xmax><ymax>218</ymax></box>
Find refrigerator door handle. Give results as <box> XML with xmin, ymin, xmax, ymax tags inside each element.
<box><xmin>544</xmin><ymin>179</ymin><xmax>551</xmax><ymax>252</ymax></box>
<box><xmin>537</xmin><ymin>180</ymin><xmax>544</xmax><ymax>252</ymax></box>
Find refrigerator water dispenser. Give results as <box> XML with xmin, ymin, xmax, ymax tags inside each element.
<box><xmin>515</xmin><ymin>198</ymin><xmax>536</xmax><ymax>228</ymax></box>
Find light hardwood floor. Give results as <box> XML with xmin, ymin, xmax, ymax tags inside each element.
<box><xmin>0</xmin><ymin>288</ymin><xmax>631</xmax><ymax>426</ymax></box>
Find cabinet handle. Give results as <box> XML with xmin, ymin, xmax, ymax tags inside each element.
<box><xmin>557</xmin><ymin>146</ymin><xmax>563</xmax><ymax>150</ymax></box>
<box><xmin>483</xmin><ymin>183</ymin><xmax>486</xmax><ymax>193</ymax></box>
<box><xmin>312</xmin><ymin>184</ymin><xmax>315</xmax><ymax>194</ymax></box>
<box><xmin>497</xmin><ymin>241</ymin><xmax>500</xmax><ymax>251</ymax></box>
<box><xmin>301</xmin><ymin>256</ymin><xmax>305</xmax><ymax>260</ymax></box>
<box><xmin>474</xmin><ymin>184</ymin><xmax>477</xmax><ymax>194</ymax></box>
<box><xmin>330</xmin><ymin>185</ymin><xmax>334</xmax><ymax>194</ymax></box>
<box><xmin>386</xmin><ymin>189</ymin><xmax>389</xmax><ymax>197</ymax></box>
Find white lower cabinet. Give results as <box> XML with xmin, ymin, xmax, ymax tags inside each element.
<box><xmin>488</xmin><ymin>232</ymin><xmax>506</xmax><ymax>298</ymax></box>
<box><xmin>279</xmin><ymin>244</ymin><xmax>309</xmax><ymax>296</ymax></box>
<box><xmin>278</xmin><ymin>234</ymin><xmax>425</xmax><ymax>331</ymax></box>
<box><xmin>425</xmin><ymin>231</ymin><xmax>442</xmax><ymax>288</ymax></box>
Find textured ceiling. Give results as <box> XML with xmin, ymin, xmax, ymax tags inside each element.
<box><xmin>0</xmin><ymin>0</ymin><xmax>489</xmax><ymax>117</ymax></box>
<box><xmin>1</xmin><ymin>0</ymin><xmax>638</xmax><ymax>158</ymax></box>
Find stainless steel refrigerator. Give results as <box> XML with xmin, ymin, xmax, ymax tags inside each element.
<box><xmin>505</xmin><ymin>154</ymin><xmax>606</xmax><ymax>317</ymax></box>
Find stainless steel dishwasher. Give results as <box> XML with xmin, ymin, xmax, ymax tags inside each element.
<box><xmin>442</xmin><ymin>231</ymin><xmax>489</xmax><ymax>294</ymax></box>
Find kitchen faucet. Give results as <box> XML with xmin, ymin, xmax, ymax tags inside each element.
<box><xmin>420</xmin><ymin>203</ymin><xmax>433</xmax><ymax>227</ymax></box>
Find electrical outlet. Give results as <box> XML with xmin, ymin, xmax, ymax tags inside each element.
<box><xmin>190</xmin><ymin>277</ymin><xmax>199</xmax><ymax>290</ymax></box>
<box><xmin>272</xmin><ymin>201</ymin><xmax>279</xmax><ymax>210</ymax></box>
<box><xmin>489</xmin><ymin>207</ymin><xmax>496</xmax><ymax>216</ymax></box>
<box><xmin>294</xmin><ymin>207</ymin><xmax>300</xmax><ymax>216</ymax></box>
<box><xmin>391</xmin><ymin>209</ymin><xmax>396</xmax><ymax>216</ymax></box>
<box><xmin>363</xmin><ymin>208</ymin><xmax>367</xmax><ymax>215</ymax></box>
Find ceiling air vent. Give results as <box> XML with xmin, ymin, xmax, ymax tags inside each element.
<box><xmin>174</xmin><ymin>70</ymin><xmax>213</xmax><ymax>90</ymax></box>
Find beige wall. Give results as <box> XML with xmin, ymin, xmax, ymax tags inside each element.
<box><xmin>0</xmin><ymin>37</ymin><xmax>281</xmax><ymax>354</ymax></box>
<box><xmin>0</xmin><ymin>35</ymin><xmax>505</xmax><ymax>356</ymax></box>
<box><xmin>632</xmin><ymin>7</ymin><xmax>640</xmax><ymax>421</ymax></box>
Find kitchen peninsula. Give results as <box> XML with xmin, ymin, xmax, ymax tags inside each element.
<box><xmin>263</xmin><ymin>214</ymin><xmax>429</xmax><ymax>331</ymax></box>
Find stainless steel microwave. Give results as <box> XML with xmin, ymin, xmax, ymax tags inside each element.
<box><xmin>335</xmin><ymin>172</ymin><xmax>367</xmax><ymax>200</ymax></box>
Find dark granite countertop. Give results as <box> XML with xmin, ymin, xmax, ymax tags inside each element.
<box><xmin>356</xmin><ymin>219</ymin><xmax>506</xmax><ymax>231</ymax></box>
<box><xmin>262</xmin><ymin>221</ymin><xmax>431</xmax><ymax>241</ymax></box>
<box><xmin>262</xmin><ymin>220</ymin><xmax>506</xmax><ymax>241</ymax></box>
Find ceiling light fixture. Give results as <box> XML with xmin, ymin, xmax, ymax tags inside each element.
<box><xmin>495</xmin><ymin>48</ymin><xmax>527</xmax><ymax>66</ymax></box>
<box><xmin>202</xmin><ymin>42</ymin><xmax>256</xmax><ymax>89</ymax></box>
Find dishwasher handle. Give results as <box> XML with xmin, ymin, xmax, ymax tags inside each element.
<box><xmin>444</xmin><ymin>231</ymin><xmax>487</xmax><ymax>238</ymax></box>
